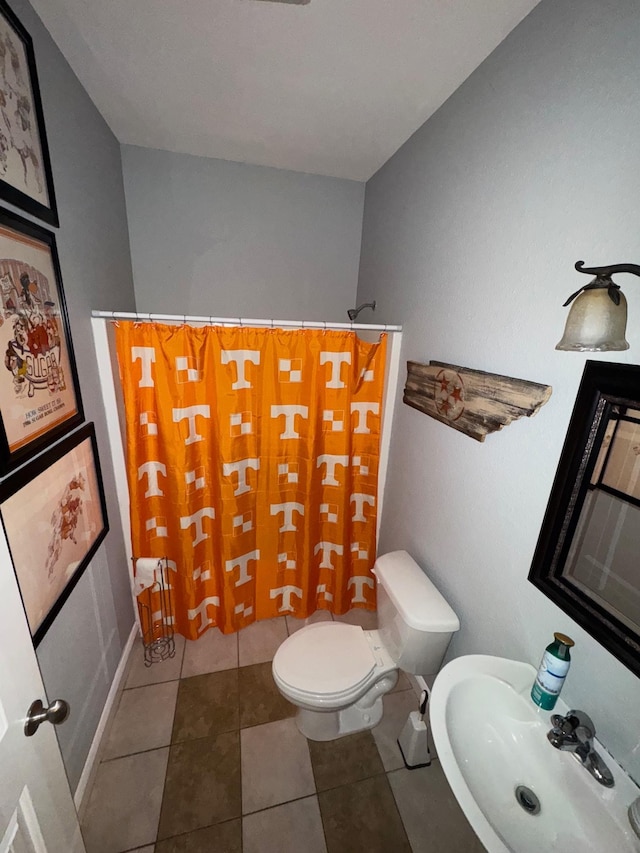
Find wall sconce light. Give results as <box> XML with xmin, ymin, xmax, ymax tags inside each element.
<box><xmin>556</xmin><ymin>261</ymin><xmax>640</xmax><ymax>352</ymax></box>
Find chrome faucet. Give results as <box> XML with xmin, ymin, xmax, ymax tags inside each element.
<box><xmin>547</xmin><ymin>710</ymin><xmax>614</xmax><ymax>787</ymax></box>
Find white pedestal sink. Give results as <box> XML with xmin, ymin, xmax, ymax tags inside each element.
<box><xmin>430</xmin><ymin>655</ymin><xmax>640</xmax><ymax>853</ymax></box>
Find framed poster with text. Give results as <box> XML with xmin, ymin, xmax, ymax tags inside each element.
<box><xmin>0</xmin><ymin>208</ymin><xmax>82</xmax><ymax>473</ymax></box>
<box><xmin>0</xmin><ymin>0</ymin><xmax>58</xmax><ymax>226</ymax></box>
<box><xmin>0</xmin><ymin>423</ymin><xmax>108</xmax><ymax>646</ymax></box>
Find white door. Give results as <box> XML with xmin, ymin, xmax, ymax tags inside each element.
<box><xmin>0</xmin><ymin>524</ymin><xmax>85</xmax><ymax>853</ymax></box>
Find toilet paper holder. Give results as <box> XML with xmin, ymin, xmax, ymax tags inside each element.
<box><xmin>133</xmin><ymin>556</ymin><xmax>176</xmax><ymax>667</ymax></box>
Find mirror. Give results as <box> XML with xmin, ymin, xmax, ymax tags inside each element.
<box><xmin>529</xmin><ymin>360</ymin><xmax>640</xmax><ymax>677</ymax></box>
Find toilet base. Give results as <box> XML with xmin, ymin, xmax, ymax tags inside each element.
<box><xmin>295</xmin><ymin>697</ymin><xmax>384</xmax><ymax>741</ymax></box>
<box><xmin>293</xmin><ymin>670</ymin><xmax>398</xmax><ymax>741</ymax></box>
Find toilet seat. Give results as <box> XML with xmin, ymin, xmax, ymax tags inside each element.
<box><xmin>272</xmin><ymin>622</ymin><xmax>395</xmax><ymax>711</ymax></box>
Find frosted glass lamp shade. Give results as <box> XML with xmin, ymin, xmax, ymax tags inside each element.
<box><xmin>556</xmin><ymin>288</ymin><xmax>629</xmax><ymax>352</ymax></box>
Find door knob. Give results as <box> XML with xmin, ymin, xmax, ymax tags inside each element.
<box><xmin>24</xmin><ymin>698</ymin><xmax>70</xmax><ymax>737</ymax></box>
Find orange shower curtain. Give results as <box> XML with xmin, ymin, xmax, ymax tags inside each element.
<box><xmin>115</xmin><ymin>322</ymin><xmax>387</xmax><ymax>638</ymax></box>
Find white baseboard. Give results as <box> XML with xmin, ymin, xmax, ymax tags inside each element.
<box><xmin>73</xmin><ymin>621</ymin><xmax>138</xmax><ymax>813</ymax></box>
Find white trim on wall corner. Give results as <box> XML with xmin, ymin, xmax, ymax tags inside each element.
<box><xmin>377</xmin><ymin>329</ymin><xmax>402</xmax><ymax>544</ymax></box>
<box><xmin>91</xmin><ymin>317</ymin><xmax>141</xmax><ymax>633</ymax></box>
<box><xmin>73</xmin><ymin>621</ymin><xmax>138</xmax><ymax>814</ymax></box>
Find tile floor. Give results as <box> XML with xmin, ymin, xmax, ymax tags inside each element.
<box><xmin>81</xmin><ymin>610</ymin><xmax>483</xmax><ymax>853</ymax></box>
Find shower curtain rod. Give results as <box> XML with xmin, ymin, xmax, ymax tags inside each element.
<box><xmin>91</xmin><ymin>309</ymin><xmax>402</xmax><ymax>333</ymax></box>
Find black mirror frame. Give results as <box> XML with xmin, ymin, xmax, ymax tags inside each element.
<box><xmin>529</xmin><ymin>360</ymin><xmax>640</xmax><ymax>678</ymax></box>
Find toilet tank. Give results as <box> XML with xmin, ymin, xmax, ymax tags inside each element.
<box><xmin>374</xmin><ymin>550</ymin><xmax>460</xmax><ymax>676</ymax></box>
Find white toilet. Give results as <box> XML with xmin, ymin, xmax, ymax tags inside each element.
<box><xmin>272</xmin><ymin>550</ymin><xmax>460</xmax><ymax>741</ymax></box>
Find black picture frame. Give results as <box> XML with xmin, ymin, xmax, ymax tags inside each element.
<box><xmin>0</xmin><ymin>207</ymin><xmax>83</xmax><ymax>474</ymax></box>
<box><xmin>529</xmin><ymin>360</ymin><xmax>640</xmax><ymax>678</ymax></box>
<box><xmin>0</xmin><ymin>422</ymin><xmax>108</xmax><ymax>646</ymax></box>
<box><xmin>0</xmin><ymin>0</ymin><xmax>58</xmax><ymax>226</ymax></box>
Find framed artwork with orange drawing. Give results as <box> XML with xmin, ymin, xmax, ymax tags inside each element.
<box><xmin>0</xmin><ymin>208</ymin><xmax>83</xmax><ymax>473</ymax></box>
<box><xmin>0</xmin><ymin>423</ymin><xmax>108</xmax><ymax>646</ymax></box>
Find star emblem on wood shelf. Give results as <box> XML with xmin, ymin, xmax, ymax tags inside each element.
<box><xmin>434</xmin><ymin>368</ymin><xmax>465</xmax><ymax>421</ymax></box>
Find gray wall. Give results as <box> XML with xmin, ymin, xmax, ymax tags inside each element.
<box><xmin>6</xmin><ymin>0</ymin><xmax>136</xmax><ymax>792</ymax></box>
<box><xmin>122</xmin><ymin>145</ymin><xmax>364</xmax><ymax>322</ymax></box>
<box><xmin>358</xmin><ymin>0</ymin><xmax>640</xmax><ymax>780</ymax></box>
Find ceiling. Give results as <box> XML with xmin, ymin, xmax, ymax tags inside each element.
<box><xmin>31</xmin><ymin>0</ymin><xmax>542</xmax><ymax>181</ymax></box>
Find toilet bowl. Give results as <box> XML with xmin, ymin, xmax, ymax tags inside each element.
<box><xmin>273</xmin><ymin>621</ymin><xmax>398</xmax><ymax>740</ymax></box>
<box><xmin>272</xmin><ymin>550</ymin><xmax>460</xmax><ymax>741</ymax></box>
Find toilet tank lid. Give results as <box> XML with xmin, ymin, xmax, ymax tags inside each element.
<box><xmin>373</xmin><ymin>550</ymin><xmax>460</xmax><ymax>632</ymax></box>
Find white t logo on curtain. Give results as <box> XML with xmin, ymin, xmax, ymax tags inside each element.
<box><xmin>221</xmin><ymin>350</ymin><xmax>260</xmax><ymax>389</ymax></box>
<box><xmin>271</xmin><ymin>405</ymin><xmax>309</xmax><ymax>439</ymax></box>
<box><xmin>172</xmin><ymin>405</ymin><xmax>211</xmax><ymax>444</ymax></box>
<box><xmin>320</xmin><ymin>351</ymin><xmax>351</xmax><ymax>388</ymax></box>
<box><xmin>138</xmin><ymin>461</ymin><xmax>167</xmax><ymax>497</ymax></box>
<box><xmin>222</xmin><ymin>458</ymin><xmax>260</xmax><ymax>495</ymax></box>
<box><xmin>131</xmin><ymin>346</ymin><xmax>156</xmax><ymax>387</ymax></box>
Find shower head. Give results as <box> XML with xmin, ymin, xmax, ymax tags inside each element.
<box><xmin>347</xmin><ymin>301</ymin><xmax>376</xmax><ymax>322</ymax></box>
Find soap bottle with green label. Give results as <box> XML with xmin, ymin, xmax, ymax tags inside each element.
<box><xmin>531</xmin><ymin>633</ymin><xmax>574</xmax><ymax>710</ymax></box>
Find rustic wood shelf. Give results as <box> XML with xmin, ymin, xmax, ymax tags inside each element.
<box><xmin>403</xmin><ymin>360</ymin><xmax>552</xmax><ymax>442</ymax></box>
